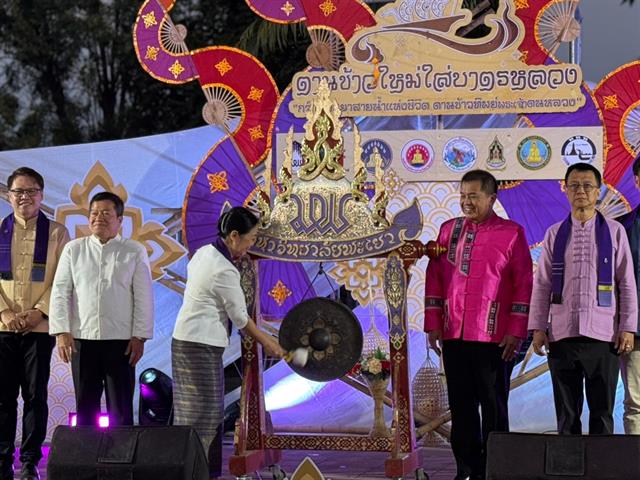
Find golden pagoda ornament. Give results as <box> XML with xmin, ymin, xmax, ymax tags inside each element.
<box><xmin>251</xmin><ymin>78</ymin><xmax>422</xmax><ymax>263</ymax></box>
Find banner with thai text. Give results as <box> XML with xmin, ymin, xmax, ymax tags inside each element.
<box><xmin>290</xmin><ymin>0</ymin><xmax>585</xmax><ymax>117</ymax></box>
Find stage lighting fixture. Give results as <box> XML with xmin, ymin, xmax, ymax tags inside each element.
<box><xmin>138</xmin><ymin>367</ymin><xmax>174</xmax><ymax>426</ymax></box>
<box><xmin>98</xmin><ymin>415</ymin><xmax>110</xmax><ymax>428</ymax></box>
<box><xmin>68</xmin><ymin>413</ymin><xmax>110</xmax><ymax>428</ymax></box>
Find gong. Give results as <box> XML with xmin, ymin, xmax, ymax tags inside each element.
<box><xmin>279</xmin><ymin>297</ymin><xmax>363</xmax><ymax>382</ymax></box>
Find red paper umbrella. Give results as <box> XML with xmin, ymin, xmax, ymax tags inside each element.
<box><xmin>133</xmin><ymin>0</ymin><xmax>198</xmax><ymax>84</ymax></box>
<box><xmin>191</xmin><ymin>47</ymin><xmax>279</xmax><ymax>167</ymax></box>
<box><xmin>516</xmin><ymin>0</ymin><xmax>581</xmax><ymax>66</ymax></box>
<box><xmin>246</xmin><ymin>0</ymin><xmax>375</xmax><ymax>70</ymax></box>
<box><xmin>302</xmin><ymin>0</ymin><xmax>375</xmax><ymax>69</ymax></box>
<box><xmin>595</xmin><ymin>61</ymin><xmax>640</xmax><ymax>186</ymax></box>
<box><xmin>302</xmin><ymin>0</ymin><xmax>374</xmax><ymax>38</ymax></box>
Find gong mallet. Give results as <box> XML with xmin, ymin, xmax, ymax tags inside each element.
<box><xmin>283</xmin><ymin>347</ymin><xmax>309</xmax><ymax>367</ymax></box>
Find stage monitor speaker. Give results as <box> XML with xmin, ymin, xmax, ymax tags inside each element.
<box><xmin>47</xmin><ymin>425</ymin><xmax>209</xmax><ymax>480</ymax></box>
<box><xmin>487</xmin><ymin>432</ymin><xmax>640</xmax><ymax>479</ymax></box>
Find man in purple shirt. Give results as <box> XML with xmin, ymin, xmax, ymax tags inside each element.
<box><xmin>529</xmin><ymin>162</ymin><xmax>638</xmax><ymax>435</ymax></box>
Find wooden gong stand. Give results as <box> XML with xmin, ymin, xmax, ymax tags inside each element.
<box><xmin>229</xmin><ymin>241</ymin><xmax>430</xmax><ymax>479</ymax></box>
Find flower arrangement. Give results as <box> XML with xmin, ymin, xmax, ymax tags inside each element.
<box><xmin>351</xmin><ymin>347</ymin><xmax>391</xmax><ymax>380</ymax></box>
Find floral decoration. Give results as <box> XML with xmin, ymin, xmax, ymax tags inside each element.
<box><xmin>351</xmin><ymin>347</ymin><xmax>391</xmax><ymax>380</ymax></box>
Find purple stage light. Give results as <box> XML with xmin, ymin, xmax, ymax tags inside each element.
<box><xmin>138</xmin><ymin>368</ymin><xmax>174</xmax><ymax>426</ymax></box>
<box><xmin>98</xmin><ymin>414</ymin><xmax>110</xmax><ymax>428</ymax></box>
<box><xmin>68</xmin><ymin>412</ymin><xmax>110</xmax><ymax>428</ymax></box>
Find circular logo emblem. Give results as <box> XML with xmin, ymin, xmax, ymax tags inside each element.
<box><xmin>401</xmin><ymin>140</ymin><xmax>435</xmax><ymax>173</ymax></box>
<box><xmin>443</xmin><ymin>137</ymin><xmax>477</xmax><ymax>172</ymax></box>
<box><xmin>362</xmin><ymin>139</ymin><xmax>393</xmax><ymax>174</ymax></box>
<box><xmin>517</xmin><ymin>136</ymin><xmax>551</xmax><ymax>170</ymax></box>
<box><xmin>562</xmin><ymin>135</ymin><xmax>596</xmax><ymax>165</ymax></box>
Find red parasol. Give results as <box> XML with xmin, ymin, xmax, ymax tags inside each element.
<box><xmin>245</xmin><ymin>0</ymin><xmax>375</xmax><ymax>70</ymax></box>
<box><xmin>516</xmin><ymin>0</ymin><xmax>581</xmax><ymax>66</ymax></box>
<box><xmin>191</xmin><ymin>47</ymin><xmax>279</xmax><ymax>167</ymax></box>
<box><xmin>134</xmin><ymin>3</ymin><xmax>279</xmax><ymax>167</ymax></box>
<box><xmin>594</xmin><ymin>61</ymin><xmax>640</xmax><ymax>187</ymax></box>
<box><xmin>301</xmin><ymin>0</ymin><xmax>375</xmax><ymax>42</ymax></box>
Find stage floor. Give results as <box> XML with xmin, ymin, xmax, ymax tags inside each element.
<box><xmin>31</xmin><ymin>443</ymin><xmax>457</xmax><ymax>479</ymax></box>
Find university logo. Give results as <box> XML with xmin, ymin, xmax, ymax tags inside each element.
<box><xmin>561</xmin><ymin>135</ymin><xmax>596</xmax><ymax>165</ymax></box>
<box><xmin>443</xmin><ymin>137</ymin><xmax>477</xmax><ymax>172</ymax></box>
<box><xmin>517</xmin><ymin>136</ymin><xmax>551</xmax><ymax>170</ymax></box>
<box><xmin>362</xmin><ymin>139</ymin><xmax>393</xmax><ymax>174</ymax></box>
<box><xmin>401</xmin><ymin>140</ymin><xmax>435</xmax><ymax>173</ymax></box>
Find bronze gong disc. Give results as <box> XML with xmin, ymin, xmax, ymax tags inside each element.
<box><xmin>279</xmin><ymin>297</ymin><xmax>363</xmax><ymax>382</ymax></box>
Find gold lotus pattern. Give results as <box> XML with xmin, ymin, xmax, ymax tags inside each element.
<box><xmin>329</xmin><ymin>182</ymin><xmax>509</xmax><ymax>330</ymax></box>
<box><xmin>382</xmin><ymin>168</ymin><xmax>406</xmax><ymax>200</ymax></box>
<box><xmin>54</xmin><ymin>161</ymin><xmax>185</xmax><ymax>280</ymax></box>
<box><xmin>327</xmin><ymin>259</ymin><xmax>386</xmax><ymax>306</ymax></box>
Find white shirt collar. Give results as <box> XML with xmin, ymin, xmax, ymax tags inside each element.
<box><xmin>89</xmin><ymin>233</ymin><xmax>122</xmax><ymax>246</ymax></box>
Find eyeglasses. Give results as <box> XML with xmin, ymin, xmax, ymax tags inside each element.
<box><xmin>566</xmin><ymin>183</ymin><xmax>598</xmax><ymax>193</ymax></box>
<box><xmin>9</xmin><ymin>188</ymin><xmax>42</xmax><ymax>197</ymax></box>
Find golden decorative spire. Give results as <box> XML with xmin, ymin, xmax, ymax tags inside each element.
<box><xmin>351</xmin><ymin>125</ymin><xmax>368</xmax><ymax>203</ymax></box>
<box><xmin>353</xmin><ymin>123</ymin><xmax>363</xmax><ymax>170</ymax></box>
<box><xmin>263</xmin><ymin>150</ymin><xmax>273</xmax><ymax>201</ymax></box>
<box><xmin>372</xmin><ymin>150</ymin><xmax>389</xmax><ymax>228</ymax></box>
<box><xmin>259</xmin><ymin>78</ymin><xmax>401</xmax><ymax>243</ymax></box>
<box><xmin>277</xmin><ymin>126</ymin><xmax>294</xmax><ymax>204</ymax></box>
<box><xmin>255</xmin><ymin>151</ymin><xmax>273</xmax><ymax>227</ymax></box>
<box><xmin>298</xmin><ymin>79</ymin><xmax>345</xmax><ymax>181</ymax></box>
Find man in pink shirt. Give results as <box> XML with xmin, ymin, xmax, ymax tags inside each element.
<box><xmin>425</xmin><ymin>169</ymin><xmax>533</xmax><ymax>480</ymax></box>
<box><xmin>529</xmin><ymin>162</ymin><xmax>637</xmax><ymax>435</ymax></box>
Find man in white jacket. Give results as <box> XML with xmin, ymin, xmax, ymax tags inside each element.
<box><xmin>50</xmin><ymin>191</ymin><xmax>154</xmax><ymax>426</ymax></box>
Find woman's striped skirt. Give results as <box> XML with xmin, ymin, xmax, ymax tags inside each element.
<box><xmin>172</xmin><ymin>338</ymin><xmax>225</xmax><ymax>477</ymax></box>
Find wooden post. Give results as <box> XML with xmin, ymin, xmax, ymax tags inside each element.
<box><xmin>383</xmin><ymin>252</ymin><xmax>421</xmax><ymax>478</ymax></box>
<box><xmin>229</xmin><ymin>257</ymin><xmax>281</xmax><ymax>477</ymax></box>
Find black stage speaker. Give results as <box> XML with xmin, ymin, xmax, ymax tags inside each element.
<box><xmin>487</xmin><ymin>432</ymin><xmax>640</xmax><ymax>479</ymax></box>
<box><xmin>47</xmin><ymin>425</ymin><xmax>209</xmax><ymax>480</ymax></box>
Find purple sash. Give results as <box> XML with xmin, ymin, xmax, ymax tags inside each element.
<box><xmin>551</xmin><ymin>211</ymin><xmax>612</xmax><ymax>307</ymax></box>
<box><xmin>214</xmin><ymin>236</ymin><xmax>234</xmax><ymax>264</ymax></box>
<box><xmin>0</xmin><ymin>212</ymin><xmax>50</xmax><ymax>282</ymax></box>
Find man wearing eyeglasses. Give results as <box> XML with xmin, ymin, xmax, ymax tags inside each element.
<box><xmin>0</xmin><ymin>167</ymin><xmax>69</xmax><ymax>480</ymax></box>
<box><xmin>529</xmin><ymin>162</ymin><xmax>638</xmax><ymax>435</ymax></box>
<box><xmin>49</xmin><ymin>192</ymin><xmax>153</xmax><ymax>429</ymax></box>
<box><xmin>615</xmin><ymin>153</ymin><xmax>640</xmax><ymax>434</ymax></box>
